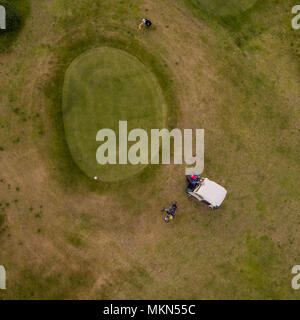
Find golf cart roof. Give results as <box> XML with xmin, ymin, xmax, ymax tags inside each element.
<box><xmin>194</xmin><ymin>178</ymin><xmax>227</xmax><ymax>207</ymax></box>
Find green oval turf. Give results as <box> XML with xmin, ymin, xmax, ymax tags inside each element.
<box><xmin>189</xmin><ymin>0</ymin><xmax>257</xmax><ymax>16</ymax></box>
<box><xmin>62</xmin><ymin>47</ymin><xmax>166</xmax><ymax>182</ymax></box>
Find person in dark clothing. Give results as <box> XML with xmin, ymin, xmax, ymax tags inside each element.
<box><xmin>138</xmin><ymin>18</ymin><xmax>152</xmax><ymax>30</ymax></box>
<box><xmin>161</xmin><ymin>202</ymin><xmax>177</xmax><ymax>222</ymax></box>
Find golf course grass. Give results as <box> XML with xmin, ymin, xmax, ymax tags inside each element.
<box><xmin>185</xmin><ymin>0</ymin><xmax>257</xmax><ymax>16</ymax></box>
<box><xmin>62</xmin><ymin>47</ymin><xmax>166</xmax><ymax>182</ymax></box>
<box><xmin>0</xmin><ymin>0</ymin><xmax>299</xmax><ymax>300</ymax></box>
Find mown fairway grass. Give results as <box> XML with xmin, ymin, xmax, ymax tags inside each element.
<box><xmin>0</xmin><ymin>0</ymin><xmax>299</xmax><ymax>299</ymax></box>
<box><xmin>63</xmin><ymin>47</ymin><xmax>165</xmax><ymax>182</ymax></box>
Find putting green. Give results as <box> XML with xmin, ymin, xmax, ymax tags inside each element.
<box><xmin>189</xmin><ymin>0</ymin><xmax>257</xmax><ymax>16</ymax></box>
<box><xmin>62</xmin><ymin>47</ymin><xmax>166</xmax><ymax>182</ymax></box>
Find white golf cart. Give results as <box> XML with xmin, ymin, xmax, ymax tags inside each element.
<box><xmin>186</xmin><ymin>177</ymin><xmax>227</xmax><ymax>210</ymax></box>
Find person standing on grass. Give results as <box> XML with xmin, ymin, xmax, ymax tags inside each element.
<box><xmin>138</xmin><ymin>18</ymin><xmax>152</xmax><ymax>30</ymax></box>
<box><xmin>162</xmin><ymin>202</ymin><xmax>177</xmax><ymax>223</ymax></box>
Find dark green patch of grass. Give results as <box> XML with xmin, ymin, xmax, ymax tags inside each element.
<box><xmin>216</xmin><ymin>234</ymin><xmax>286</xmax><ymax>299</ymax></box>
<box><xmin>66</xmin><ymin>232</ymin><xmax>82</xmax><ymax>248</ymax></box>
<box><xmin>0</xmin><ymin>214</ymin><xmax>5</xmax><ymax>227</ymax></box>
<box><xmin>12</xmin><ymin>137</ymin><xmax>20</xmax><ymax>144</ymax></box>
<box><xmin>34</xmin><ymin>212</ymin><xmax>42</xmax><ymax>218</ymax></box>
<box><xmin>181</xmin><ymin>0</ymin><xmax>283</xmax><ymax>48</ymax></box>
